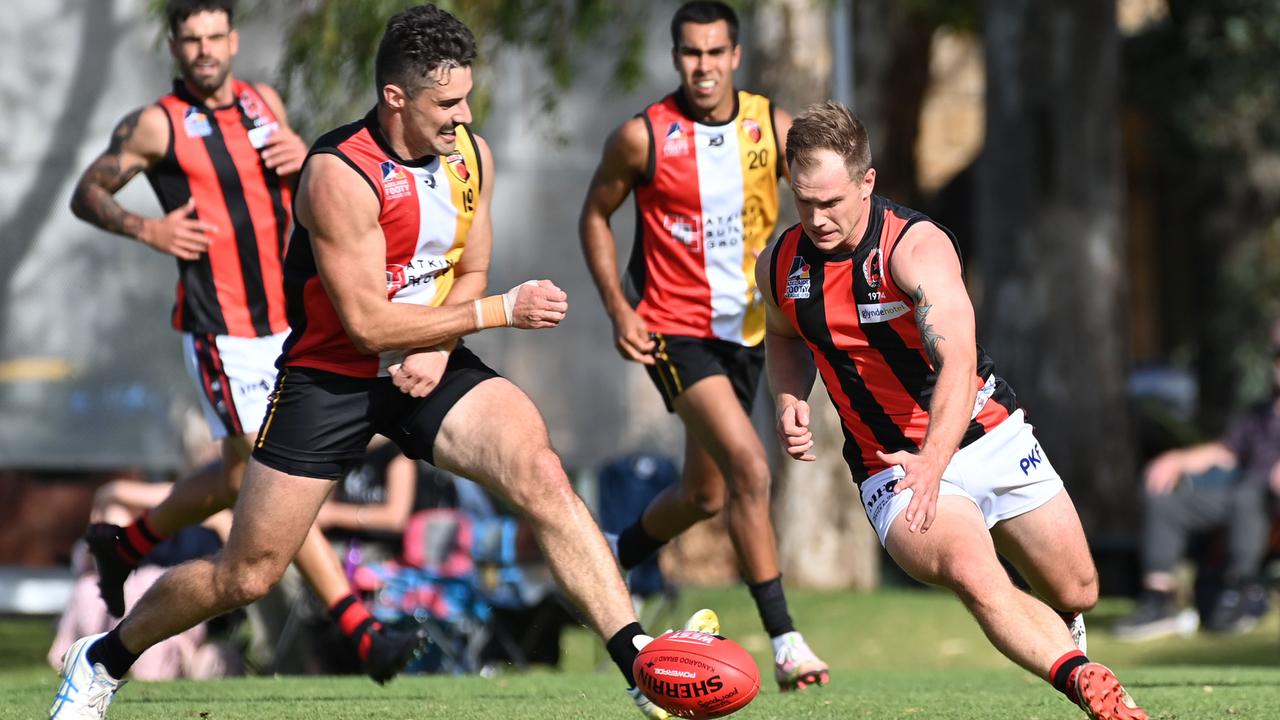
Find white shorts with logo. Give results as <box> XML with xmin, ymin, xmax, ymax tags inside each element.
<box><xmin>182</xmin><ymin>330</ymin><xmax>288</xmax><ymax>440</ymax></box>
<box><xmin>860</xmin><ymin>409</ymin><xmax>1063</xmax><ymax>546</ymax></box>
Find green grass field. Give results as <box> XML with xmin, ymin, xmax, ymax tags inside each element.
<box><xmin>7</xmin><ymin>587</ymin><xmax>1280</xmax><ymax>719</ymax></box>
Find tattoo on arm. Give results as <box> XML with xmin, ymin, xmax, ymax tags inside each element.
<box><xmin>70</xmin><ymin>109</ymin><xmax>149</xmax><ymax>238</ymax></box>
<box><xmin>913</xmin><ymin>284</ymin><xmax>945</xmax><ymax>368</ymax></box>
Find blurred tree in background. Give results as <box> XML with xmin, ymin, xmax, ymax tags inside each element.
<box><xmin>1125</xmin><ymin>0</ymin><xmax>1280</xmax><ymax>423</ymax></box>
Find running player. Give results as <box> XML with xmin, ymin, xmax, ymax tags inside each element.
<box><xmin>66</xmin><ymin>0</ymin><xmax>420</xmax><ymax>685</ymax></box>
<box><xmin>53</xmin><ymin>5</ymin><xmax>675</xmax><ymax>718</ymax></box>
<box><xmin>579</xmin><ymin>0</ymin><xmax>828</xmax><ymax>692</ymax></box>
<box><xmin>759</xmin><ymin>100</ymin><xmax>1147</xmax><ymax>720</ymax></box>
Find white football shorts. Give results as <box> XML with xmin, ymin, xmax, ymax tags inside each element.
<box><xmin>860</xmin><ymin>409</ymin><xmax>1064</xmax><ymax>546</ymax></box>
<box><xmin>181</xmin><ymin>330</ymin><xmax>288</xmax><ymax>440</ymax></box>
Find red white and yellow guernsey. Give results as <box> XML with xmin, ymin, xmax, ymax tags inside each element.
<box><xmin>279</xmin><ymin>110</ymin><xmax>483</xmax><ymax>377</ymax></box>
<box><xmin>628</xmin><ymin>90</ymin><xmax>782</xmax><ymax>347</ymax></box>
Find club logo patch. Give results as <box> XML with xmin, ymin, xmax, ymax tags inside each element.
<box><xmin>743</xmin><ymin>118</ymin><xmax>762</xmax><ymax>143</ymax></box>
<box><xmin>784</xmin><ymin>256</ymin><xmax>811</xmax><ymax>299</ymax></box>
<box><xmin>863</xmin><ymin>248</ymin><xmax>883</xmax><ymax>289</ymax></box>
<box><xmin>446</xmin><ymin>153</ymin><xmax>470</xmax><ymax>182</ymax></box>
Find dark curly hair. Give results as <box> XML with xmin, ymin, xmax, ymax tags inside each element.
<box><xmin>166</xmin><ymin>0</ymin><xmax>236</xmax><ymax>36</ymax></box>
<box><xmin>375</xmin><ymin>4</ymin><xmax>477</xmax><ymax>100</ymax></box>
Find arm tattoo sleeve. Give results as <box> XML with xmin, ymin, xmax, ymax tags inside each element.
<box><xmin>913</xmin><ymin>284</ymin><xmax>945</xmax><ymax>368</ymax></box>
<box><xmin>70</xmin><ymin>109</ymin><xmax>149</xmax><ymax>238</ymax></box>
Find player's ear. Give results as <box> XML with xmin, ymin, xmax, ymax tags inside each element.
<box><xmin>382</xmin><ymin>83</ymin><xmax>408</xmax><ymax>111</ymax></box>
<box><xmin>229</xmin><ymin>28</ymin><xmax>239</xmax><ymax>57</ymax></box>
<box><xmin>730</xmin><ymin>43</ymin><xmax>741</xmax><ymax>71</ymax></box>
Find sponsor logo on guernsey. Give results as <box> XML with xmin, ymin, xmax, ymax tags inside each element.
<box><xmin>247</xmin><ymin>122</ymin><xmax>278</xmax><ymax>149</ymax></box>
<box><xmin>857</xmin><ymin>301</ymin><xmax>910</xmax><ymax>324</ymax></box>
<box><xmin>380</xmin><ymin>161</ymin><xmax>412</xmax><ymax>198</ymax></box>
<box><xmin>863</xmin><ymin>248</ymin><xmax>883</xmax><ymax>289</ymax></box>
<box><xmin>971</xmin><ymin>373</ymin><xmax>996</xmax><ymax>417</ymax></box>
<box><xmin>705</xmin><ymin>133</ymin><xmax>725</xmax><ymax>148</ymax></box>
<box><xmin>386</xmin><ymin>257</ymin><xmax>452</xmax><ymax>294</ymax></box>
<box><xmin>446</xmin><ymin>153</ymin><xmax>470</xmax><ymax>181</ymax></box>
<box><xmin>662</xmin><ymin>213</ymin><xmax>701</xmax><ymax>251</ymax></box>
<box><xmin>784</xmin><ymin>256</ymin><xmax>811</xmax><ymax>299</ymax></box>
<box><xmin>743</xmin><ymin>118</ymin><xmax>762</xmax><ymax>143</ymax></box>
<box><xmin>663</xmin><ymin>121</ymin><xmax>689</xmax><ymax>157</ymax></box>
<box><xmin>183</xmin><ymin>107</ymin><xmax>212</xmax><ymax>138</ymax></box>
<box><xmin>238</xmin><ymin>90</ymin><xmax>265</xmax><ymax>122</ymax></box>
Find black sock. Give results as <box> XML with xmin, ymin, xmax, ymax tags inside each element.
<box><xmin>617</xmin><ymin>522</ymin><xmax>666</xmax><ymax>571</ymax></box>
<box><xmin>1048</xmin><ymin>649</ymin><xmax>1089</xmax><ymax>703</ymax></box>
<box><xmin>748</xmin><ymin>575</ymin><xmax>796</xmax><ymax>637</ymax></box>
<box><xmin>87</xmin><ymin>628</ymin><xmax>141</xmax><ymax>679</ymax></box>
<box><xmin>606</xmin><ymin>622</ymin><xmax>645</xmax><ymax>687</ymax></box>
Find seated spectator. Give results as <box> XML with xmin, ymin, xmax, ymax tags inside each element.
<box><xmin>1113</xmin><ymin>325</ymin><xmax>1280</xmax><ymax>640</ymax></box>
<box><xmin>49</xmin><ymin>467</ymin><xmax>240</xmax><ymax>680</ymax></box>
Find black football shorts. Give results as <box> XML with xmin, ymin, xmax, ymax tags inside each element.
<box><xmin>644</xmin><ymin>333</ymin><xmax>764</xmax><ymax>413</ymax></box>
<box><xmin>252</xmin><ymin>344</ymin><xmax>500</xmax><ymax>480</ymax></box>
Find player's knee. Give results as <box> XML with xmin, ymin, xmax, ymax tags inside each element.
<box><xmin>214</xmin><ymin>557</ymin><xmax>284</xmax><ymax>607</ymax></box>
<box><xmin>513</xmin><ymin>447</ymin><xmax>574</xmax><ymax>517</ymax></box>
<box><xmin>686</xmin><ymin>486</ymin><xmax>726</xmax><ymax>519</ymax></box>
<box><xmin>939</xmin><ymin>558</ymin><xmax>1004</xmax><ymax>606</ymax></box>
<box><xmin>1052</xmin><ymin>573</ymin><xmax>1099</xmax><ymax>613</ymax></box>
<box><xmin>725</xmin><ymin>452</ymin><xmax>770</xmax><ymax>504</ymax></box>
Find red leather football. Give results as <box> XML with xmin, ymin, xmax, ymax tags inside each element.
<box><xmin>633</xmin><ymin>630</ymin><xmax>760</xmax><ymax>719</ymax></box>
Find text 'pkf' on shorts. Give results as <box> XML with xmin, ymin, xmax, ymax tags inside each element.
<box><xmin>859</xmin><ymin>409</ymin><xmax>1064</xmax><ymax>545</ymax></box>
<box><xmin>644</xmin><ymin>332</ymin><xmax>764</xmax><ymax>413</ymax></box>
<box><xmin>252</xmin><ymin>345</ymin><xmax>500</xmax><ymax>480</ymax></box>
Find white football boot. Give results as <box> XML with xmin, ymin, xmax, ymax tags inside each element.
<box><xmin>49</xmin><ymin>634</ymin><xmax>124</xmax><ymax>719</ymax></box>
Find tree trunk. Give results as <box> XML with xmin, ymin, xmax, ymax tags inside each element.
<box><xmin>747</xmin><ymin>0</ymin><xmax>880</xmax><ymax>590</ymax></box>
<box><xmin>976</xmin><ymin>0</ymin><xmax>1134</xmax><ymax>537</ymax></box>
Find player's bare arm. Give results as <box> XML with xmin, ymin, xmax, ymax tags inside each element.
<box><xmin>772</xmin><ymin>106</ymin><xmax>793</xmax><ymax>183</ymax></box>
<box><xmin>756</xmin><ymin>241</ymin><xmax>818</xmax><ymax>461</ymax></box>
<box><xmin>299</xmin><ymin>154</ymin><xmax>564</xmax><ymax>354</ymax></box>
<box><xmin>69</xmin><ymin>105</ymin><xmax>215</xmax><ymax>260</ymax></box>
<box><xmin>579</xmin><ymin>116</ymin><xmax>656</xmax><ymax>364</ymax></box>
<box><xmin>879</xmin><ymin>221</ymin><xmax>977</xmax><ymax>532</ymax></box>
<box><xmin>253</xmin><ymin>83</ymin><xmax>308</xmax><ymax>179</ymax></box>
<box><xmin>389</xmin><ymin>134</ymin><xmax>497</xmax><ymax>397</ymax></box>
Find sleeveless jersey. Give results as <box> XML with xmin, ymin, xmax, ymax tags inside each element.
<box><xmin>146</xmin><ymin>79</ymin><xmax>291</xmax><ymax>338</ymax></box>
<box><xmin>628</xmin><ymin>90</ymin><xmax>782</xmax><ymax>347</ymax></box>
<box><xmin>279</xmin><ymin>111</ymin><xmax>483</xmax><ymax>378</ymax></box>
<box><xmin>768</xmin><ymin>195</ymin><xmax>1018</xmax><ymax>483</ymax></box>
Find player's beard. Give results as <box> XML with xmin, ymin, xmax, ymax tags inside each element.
<box><xmin>183</xmin><ymin>60</ymin><xmax>231</xmax><ymax>96</ymax></box>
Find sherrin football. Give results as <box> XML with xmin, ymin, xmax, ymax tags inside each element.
<box><xmin>633</xmin><ymin>630</ymin><xmax>760</xmax><ymax>719</ymax></box>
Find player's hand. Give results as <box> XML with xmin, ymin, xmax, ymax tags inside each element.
<box><xmin>509</xmin><ymin>279</ymin><xmax>568</xmax><ymax>329</ymax></box>
<box><xmin>260</xmin><ymin>127</ymin><xmax>308</xmax><ymax>176</ymax></box>
<box><xmin>1144</xmin><ymin>452</ymin><xmax>1183</xmax><ymax>495</ymax></box>
<box><xmin>777</xmin><ymin>399</ymin><xmax>815</xmax><ymax>461</ymax></box>
<box><xmin>388</xmin><ymin>346</ymin><xmax>450</xmax><ymax>398</ymax></box>
<box><xmin>138</xmin><ymin>197</ymin><xmax>216</xmax><ymax>260</ymax></box>
<box><xmin>878</xmin><ymin>448</ymin><xmax>946</xmax><ymax>533</ymax></box>
<box><xmin>610</xmin><ymin>306</ymin><xmax>655</xmax><ymax>365</ymax></box>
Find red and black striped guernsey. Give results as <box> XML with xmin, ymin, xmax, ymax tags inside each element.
<box><xmin>145</xmin><ymin>79</ymin><xmax>291</xmax><ymax>338</ymax></box>
<box><xmin>767</xmin><ymin>194</ymin><xmax>1018</xmax><ymax>483</ymax></box>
